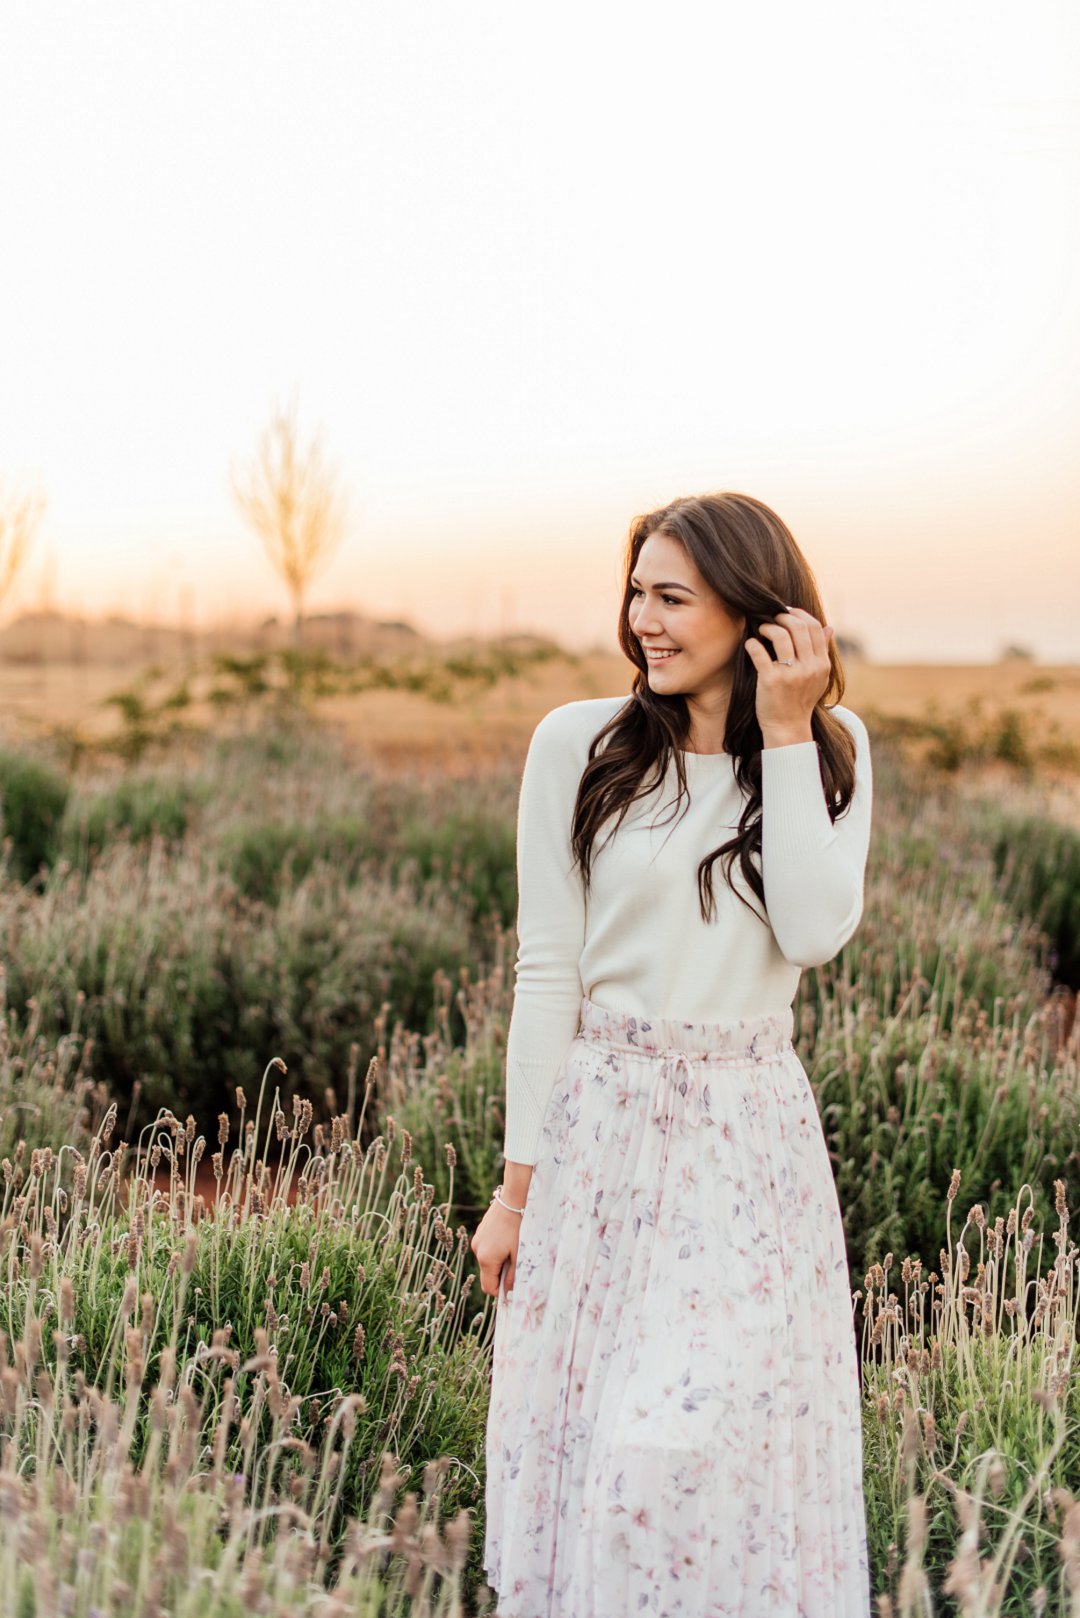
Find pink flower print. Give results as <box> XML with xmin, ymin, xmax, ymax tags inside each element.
<box><xmin>520</xmin><ymin>1293</ymin><xmax>551</xmax><ymax>1333</ymax></box>
<box><xmin>671</xmin><ymin>1546</ymin><xmax>703</xmax><ymax>1583</ymax></box>
<box><xmin>757</xmin><ymin>1342</ymin><xmax>781</xmax><ymax>1377</ymax></box>
<box><xmin>764</xmin><ymin>1565</ymin><xmax>796</xmax><ymax>1602</ymax></box>
<box><xmin>676</xmin><ymin>1157</ymin><xmax>701</xmax><ymax>1195</ymax></box>
<box><xmin>748</xmin><ymin>1259</ymin><xmax>776</xmax><ymax>1305</ymax></box>
<box><xmin>614</xmin><ymin>1075</ymin><xmax>636</xmax><ymax>1110</ymax></box>
<box><xmin>716</xmin><ymin>1292</ymin><xmax>739</xmax><ymax>1325</ymax></box>
<box><xmin>573</xmin><ymin>1162</ymin><xmax>595</xmax><ymax>1199</ymax></box>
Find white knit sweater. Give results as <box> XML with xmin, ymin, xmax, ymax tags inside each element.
<box><xmin>502</xmin><ymin>695</ymin><xmax>874</xmax><ymax>1165</ymax></box>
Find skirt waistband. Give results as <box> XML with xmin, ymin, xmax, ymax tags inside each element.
<box><xmin>577</xmin><ymin>993</ymin><xmax>794</xmax><ymax>1062</ymax></box>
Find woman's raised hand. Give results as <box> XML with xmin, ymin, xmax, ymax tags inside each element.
<box><xmin>744</xmin><ymin>605</ymin><xmax>834</xmax><ymax>741</ymax></box>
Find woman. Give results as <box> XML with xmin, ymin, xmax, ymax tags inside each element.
<box><xmin>473</xmin><ymin>491</ymin><xmax>873</xmax><ymax>1617</ymax></box>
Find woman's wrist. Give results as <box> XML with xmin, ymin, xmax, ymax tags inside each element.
<box><xmin>761</xmin><ymin>724</ymin><xmax>815</xmax><ymax>748</ymax></box>
<box><xmin>502</xmin><ymin>1159</ymin><xmax>534</xmax><ymax>1206</ymax></box>
<box><xmin>492</xmin><ymin>1184</ymin><xmax>526</xmax><ymax>1215</ymax></box>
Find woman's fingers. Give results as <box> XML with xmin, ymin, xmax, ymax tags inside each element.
<box><xmin>471</xmin><ymin>1237</ymin><xmax>518</xmax><ymax>1295</ymax></box>
<box><xmin>779</xmin><ymin>607</ymin><xmax>829</xmax><ymax>653</ymax></box>
<box><xmin>756</xmin><ymin>621</ymin><xmax>796</xmax><ymax>657</ymax></box>
<box><xmin>758</xmin><ymin>608</ymin><xmax>831</xmax><ymax>663</ymax></box>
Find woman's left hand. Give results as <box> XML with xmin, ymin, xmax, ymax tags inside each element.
<box><xmin>744</xmin><ymin>606</ymin><xmax>834</xmax><ymax>740</ymax></box>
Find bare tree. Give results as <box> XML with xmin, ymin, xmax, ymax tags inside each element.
<box><xmin>0</xmin><ymin>481</ymin><xmax>46</xmax><ymax>622</ymax></box>
<box><xmin>230</xmin><ymin>393</ymin><xmax>348</xmax><ymax>647</ymax></box>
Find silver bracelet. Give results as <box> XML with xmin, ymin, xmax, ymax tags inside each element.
<box><xmin>492</xmin><ymin>1183</ymin><xmax>527</xmax><ymax>1216</ymax></box>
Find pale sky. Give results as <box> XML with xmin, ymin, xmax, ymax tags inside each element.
<box><xmin>1</xmin><ymin>1</ymin><xmax>1077</xmax><ymax>659</ymax></box>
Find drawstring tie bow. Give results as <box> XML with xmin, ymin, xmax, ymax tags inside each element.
<box><xmin>651</xmin><ymin>1047</ymin><xmax>706</xmax><ymax>1129</ymax></box>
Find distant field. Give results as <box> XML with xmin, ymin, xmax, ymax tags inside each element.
<box><xmin>1</xmin><ymin>644</ymin><xmax>1078</xmax><ymax>743</ymax></box>
<box><xmin>3</xmin><ymin>647</ymin><xmax>1080</xmax><ymax>838</ymax></box>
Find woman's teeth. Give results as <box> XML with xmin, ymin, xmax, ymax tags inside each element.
<box><xmin>646</xmin><ymin>648</ymin><xmax>680</xmax><ymax>661</ymax></box>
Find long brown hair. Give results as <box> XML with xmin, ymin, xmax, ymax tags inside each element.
<box><xmin>570</xmin><ymin>492</ymin><xmax>858</xmax><ymax>925</ymax></box>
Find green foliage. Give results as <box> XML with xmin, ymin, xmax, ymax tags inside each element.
<box><xmin>0</xmin><ymin>730</ymin><xmax>521</xmax><ymax>1135</ymax></box>
<box><xmin>986</xmin><ymin>810</ymin><xmax>1080</xmax><ymax>990</ymax></box>
<box><xmin>0</xmin><ymin>747</ymin><xmax>69</xmax><ymax>883</ymax></box>
<box><xmin>3</xmin><ymin>714</ymin><xmax>1080</xmax><ymax>1608</ymax></box>
<box><xmin>990</xmin><ymin>706</ymin><xmax>1030</xmax><ymax>767</ymax></box>
<box><xmin>0</xmin><ymin>981</ymin><xmax>105</xmax><ymax>1161</ymax></box>
<box><xmin>802</xmin><ymin>973</ymin><xmax>1078</xmax><ymax>1288</ymax></box>
<box><xmin>0</xmin><ymin>847</ymin><xmax>490</xmax><ymax>1131</ymax></box>
<box><xmin>218</xmin><ymin>796</ymin><xmax>516</xmax><ymax>925</ymax></box>
<box><xmin>210</xmin><ymin>651</ymin><xmax>270</xmax><ymax>696</ymax></box>
<box><xmin>5</xmin><ymin>728</ymin><xmax>1078</xmax><ymax>1281</ymax></box>
<box><xmin>58</xmin><ymin>773</ymin><xmax>203</xmax><ymax>870</ymax></box>
<box><xmin>860</xmin><ymin>1184</ymin><xmax>1078</xmax><ymax>1612</ymax></box>
<box><xmin>787</xmin><ymin>749</ymin><xmax>1080</xmax><ymax>1292</ymax></box>
<box><xmin>0</xmin><ymin>1098</ymin><xmax>492</xmax><ymax>1612</ymax></box>
<box><xmin>220</xmin><ymin>813</ymin><xmax>375</xmax><ymax>904</ymax></box>
<box><xmin>101</xmin><ymin>685</ymin><xmax>192</xmax><ymax>762</ymax></box>
<box><xmin>864</xmin><ymin>696</ymin><xmax>1080</xmax><ymax>775</ymax></box>
<box><xmin>370</xmin><ymin>952</ymin><xmax>515</xmax><ymax>1226</ymax></box>
<box><xmin>93</xmin><ymin>640</ymin><xmax>574</xmax><ymax>762</ymax></box>
<box><xmin>396</xmin><ymin>809</ymin><xmax>517</xmax><ymax>928</ymax></box>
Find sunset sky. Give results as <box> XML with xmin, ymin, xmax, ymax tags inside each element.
<box><xmin>1</xmin><ymin>2</ymin><xmax>1077</xmax><ymax>660</ymax></box>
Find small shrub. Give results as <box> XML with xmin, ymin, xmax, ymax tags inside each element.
<box><xmin>222</xmin><ymin>814</ymin><xmax>375</xmax><ymax>905</ymax></box>
<box><xmin>0</xmin><ymin>747</ymin><xmax>69</xmax><ymax>883</ymax></box>
<box><xmin>988</xmin><ymin>812</ymin><xmax>1080</xmax><ymax>990</ymax></box>
<box><xmin>59</xmin><ymin>773</ymin><xmax>201</xmax><ymax>871</ymax></box>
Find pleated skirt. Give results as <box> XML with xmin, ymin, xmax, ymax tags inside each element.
<box><xmin>483</xmin><ymin>994</ymin><xmax>871</xmax><ymax>1618</ymax></box>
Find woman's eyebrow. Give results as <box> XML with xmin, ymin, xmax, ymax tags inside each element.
<box><xmin>629</xmin><ymin>575</ymin><xmax>698</xmax><ymax>595</ymax></box>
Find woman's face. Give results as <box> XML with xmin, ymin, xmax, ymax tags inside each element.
<box><xmin>627</xmin><ymin>530</ymin><xmax>747</xmax><ymax>699</ymax></box>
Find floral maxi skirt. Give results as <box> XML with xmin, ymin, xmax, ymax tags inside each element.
<box><xmin>483</xmin><ymin>995</ymin><xmax>871</xmax><ymax>1618</ymax></box>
